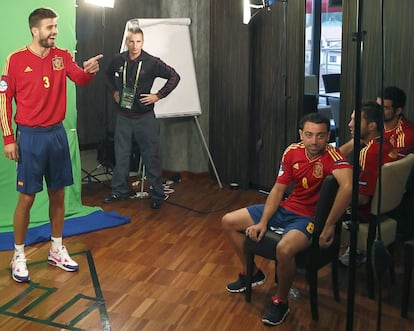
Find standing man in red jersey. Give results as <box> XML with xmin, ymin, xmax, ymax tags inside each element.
<box><xmin>0</xmin><ymin>7</ymin><xmax>103</xmax><ymax>283</ymax></box>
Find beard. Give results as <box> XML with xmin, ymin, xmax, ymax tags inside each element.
<box><xmin>306</xmin><ymin>145</ymin><xmax>324</xmax><ymax>158</ymax></box>
<box><xmin>38</xmin><ymin>36</ymin><xmax>55</xmax><ymax>48</ymax></box>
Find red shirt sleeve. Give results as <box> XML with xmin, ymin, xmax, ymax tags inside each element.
<box><xmin>0</xmin><ymin>54</ymin><xmax>17</xmax><ymax>145</ymax></box>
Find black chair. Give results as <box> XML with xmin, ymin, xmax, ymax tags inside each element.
<box><xmin>244</xmin><ymin>175</ymin><xmax>341</xmax><ymax>320</ymax></box>
<box><xmin>322</xmin><ymin>73</ymin><xmax>341</xmax><ymax>105</ymax></box>
<box><xmin>402</xmin><ymin>239</ymin><xmax>414</xmax><ymax>317</ymax></box>
<box><xmin>322</xmin><ymin>73</ymin><xmax>341</xmax><ymax>93</ymax></box>
<box><xmin>303</xmin><ymin>93</ymin><xmax>318</xmax><ymax>115</ymax></box>
<box><xmin>303</xmin><ymin>74</ymin><xmax>318</xmax><ymax>115</ymax></box>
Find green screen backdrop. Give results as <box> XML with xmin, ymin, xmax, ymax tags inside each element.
<box><xmin>0</xmin><ymin>0</ymin><xmax>100</xmax><ymax>233</ymax></box>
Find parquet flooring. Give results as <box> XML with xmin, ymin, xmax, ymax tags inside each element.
<box><xmin>0</xmin><ymin>172</ymin><xmax>413</xmax><ymax>330</ymax></box>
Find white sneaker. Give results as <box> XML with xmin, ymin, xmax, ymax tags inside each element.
<box><xmin>11</xmin><ymin>253</ymin><xmax>30</xmax><ymax>283</ymax></box>
<box><xmin>48</xmin><ymin>246</ymin><xmax>79</xmax><ymax>272</ymax></box>
<box><xmin>339</xmin><ymin>247</ymin><xmax>366</xmax><ymax>267</ymax></box>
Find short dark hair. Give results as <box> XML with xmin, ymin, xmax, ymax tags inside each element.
<box><xmin>361</xmin><ymin>101</ymin><xmax>382</xmax><ymax>132</ymax></box>
<box><xmin>29</xmin><ymin>8</ymin><xmax>58</xmax><ymax>30</ymax></box>
<box><xmin>299</xmin><ymin>112</ymin><xmax>330</xmax><ymax>132</ymax></box>
<box><xmin>378</xmin><ymin>86</ymin><xmax>406</xmax><ymax>110</ymax></box>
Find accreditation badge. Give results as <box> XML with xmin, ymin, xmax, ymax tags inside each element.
<box><xmin>120</xmin><ymin>87</ymin><xmax>136</xmax><ymax>110</ymax></box>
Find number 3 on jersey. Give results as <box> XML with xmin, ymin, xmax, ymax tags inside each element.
<box><xmin>43</xmin><ymin>76</ymin><xmax>50</xmax><ymax>88</ymax></box>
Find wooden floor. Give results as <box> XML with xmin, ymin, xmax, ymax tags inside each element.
<box><xmin>0</xmin><ymin>172</ymin><xmax>413</xmax><ymax>330</ymax></box>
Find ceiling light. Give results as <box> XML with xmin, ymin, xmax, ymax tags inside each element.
<box><xmin>85</xmin><ymin>0</ymin><xmax>115</xmax><ymax>8</ymax></box>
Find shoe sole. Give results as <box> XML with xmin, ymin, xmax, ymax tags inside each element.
<box><xmin>103</xmin><ymin>198</ymin><xmax>127</xmax><ymax>203</ymax></box>
<box><xmin>12</xmin><ymin>273</ymin><xmax>30</xmax><ymax>283</ymax></box>
<box><xmin>103</xmin><ymin>195</ymin><xmax>129</xmax><ymax>203</ymax></box>
<box><xmin>226</xmin><ymin>276</ymin><xmax>267</xmax><ymax>293</ymax></box>
<box><xmin>262</xmin><ymin>308</ymin><xmax>290</xmax><ymax>326</ymax></box>
<box><xmin>48</xmin><ymin>258</ymin><xmax>79</xmax><ymax>272</ymax></box>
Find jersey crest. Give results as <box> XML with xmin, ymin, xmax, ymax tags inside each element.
<box><xmin>313</xmin><ymin>162</ymin><xmax>323</xmax><ymax>178</ymax></box>
<box><xmin>52</xmin><ymin>57</ymin><xmax>64</xmax><ymax>70</ymax></box>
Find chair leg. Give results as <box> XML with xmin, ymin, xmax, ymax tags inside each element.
<box><xmin>366</xmin><ymin>256</ymin><xmax>375</xmax><ymax>299</ymax></box>
<box><xmin>274</xmin><ymin>260</ymin><xmax>278</xmax><ymax>284</ymax></box>
<box><xmin>389</xmin><ymin>243</ymin><xmax>396</xmax><ymax>283</ymax></box>
<box><xmin>366</xmin><ymin>236</ymin><xmax>375</xmax><ymax>299</ymax></box>
<box><xmin>401</xmin><ymin>244</ymin><xmax>413</xmax><ymax>318</ymax></box>
<box><xmin>401</xmin><ymin>267</ymin><xmax>412</xmax><ymax>318</ymax></box>
<box><xmin>331</xmin><ymin>258</ymin><xmax>340</xmax><ymax>301</ymax></box>
<box><xmin>308</xmin><ymin>268</ymin><xmax>319</xmax><ymax>320</ymax></box>
<box><xmin>245</xmin><ymin>252</ymin><xmax>255</xmax><ymax>302</ymax></box>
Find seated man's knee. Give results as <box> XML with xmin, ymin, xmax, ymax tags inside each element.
<box><xmin>221</xmin><ymin>209</ymin><xmax>250</xmax><ymax>231</ymax></box>
<box><xmin>276</xmin><ymin>240</ymin><xmax>295</xmax><ymax>262</ymax></box>
<box><xmin>221</xmin><ymin>212</ymin><xmax>232</xmax><ymax>230</ymax></box>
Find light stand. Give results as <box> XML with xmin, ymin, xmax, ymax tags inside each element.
<box><xmin>281</xmin><ymin>0</ymin><xmax>288</xmax><ymax>148</ymax></box>
<box><xmin>243</xmin><ymin>0</ymin><xmax>289</xmax><ymax>151</ymax></box>
<box><xmin>131</xmin><ymin>157</ymin><xmax>150</xmax><ymax>199</ymax></box>
<box><xmin>346</xmin><ymin>0</ymin><xmax>364</xmax><ymax>330</ymax></box>
<box><xmin>81</xmin><ymin>0</ymin><xmax>115</xmax><ymax>186</ymax></box>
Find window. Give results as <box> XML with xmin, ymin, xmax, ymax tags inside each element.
<box><xmin>305</xmin><ymin>0</ymin><xmax>342</xmax><ymax>92</ymax></box>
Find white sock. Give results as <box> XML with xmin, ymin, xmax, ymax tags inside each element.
<box><xmin>51</xmin><ymin>237</ymin><xmax>62</xmax><ymax>251</ymax></box>
<box><xmin>14</xmin><ymin>244</ymin><xmax>25</xmax><ymax>256</ymax></box>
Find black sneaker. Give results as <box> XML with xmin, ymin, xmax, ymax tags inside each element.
<box><xmin>150</xmin><ymin>194</ymin><xmax>169</xmax><ymax>209</ymax></box>
<box><xmin>103</xmin><ymin>193</ymin><xmax>128</xmax><ymax>203</ymax></box>
<box><xmin>262</xmin><ymin>297</ymin><xmax>290</xmax><ymax>326</ymax></box>
<box><xmin>226</xmin><ymin>269</ymin><xmax>266</xmax><ymax>293</ymax></box>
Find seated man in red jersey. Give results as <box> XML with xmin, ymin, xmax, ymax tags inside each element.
<box><xmin>339</xmin><ymin>101</ymin><xmax>399</xmax><ymax>266</ymax></box>
<box><xmin>222</xmin><ymin>113</ymin><xmax>352</xmax><ymax>326</ymax></box>
<box><xmin>378</xmin><ymin>86</ymin><xmax>414</xmax><ymax>157</ymax></box>
<box><xmin>340</xmin><ymin>86</ymin><xmax>414</xmax><ymax>158</ymax></box>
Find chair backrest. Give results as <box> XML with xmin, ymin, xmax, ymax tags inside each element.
<box><xmin>304</xmin><ymin>75</ymin><xmax>318</xmax><ymax>95</ymax></box>
<box><xmin>405</xmin><ymin>163</ymin><xmax>414</xmax><ymax>194</ymax></box>
<box><xmin>371</xmin><ymin>153</ymin><xmax>414</xmax><ymax>215</ymax></box>
<box><xmin>322</xmin><ymin>73</ymin><xmax>341</xmax><ymax>93</ymax></box>
<box><xmin>314</xmin><ymin>175</ymin><xmax>339</xmax><ymax>234</ymax></box>
<box><xmin>303</xmin><ymin>94</ymin><xmax>318</xmax><ymax>114</ymax></box>
<box><xmin>327</xmin><ymin>96</ymin><xmax>340</xmax><ymax>127</ymax></box>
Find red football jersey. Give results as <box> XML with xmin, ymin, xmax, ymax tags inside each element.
<box><xmin>358</xmin><ymin>137</ymin><xmax>399</xmax><ymax>219</ymax></box>
<box><xmin>384</xmin><ymin>116</ymin><xmax>414</xmax><ymax>157</ymax></box>
<box><xmin>277</xmin><ymin>143</ymin><xmax>351</xmax><ymax>218</ymax></box>
<box><xmin>0</xmin><ymin>46</ymin><xmax>94</xmax><ymax>145</ymax></box>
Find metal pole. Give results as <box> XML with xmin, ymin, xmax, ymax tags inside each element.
<box><xmin>346</xmin><ymin>0</ymin><xmax>365</xmax><ymax>330</ymax></box>
<box><xmin>194</xmin><ymin>116</ymin><xmax>223</xmax><ymax>188</ymax></box>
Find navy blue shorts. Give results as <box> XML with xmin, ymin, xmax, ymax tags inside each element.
<box><xmin>246</xmin><ymin>205</ymin><xmax>315</xmax><ymax>240</ymax></box>
<box><xmin>16</xmin><ymin>124</ymin><xmax>73</xmax><ymax>194</ymax></box>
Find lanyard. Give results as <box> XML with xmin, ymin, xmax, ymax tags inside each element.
<box><xmin>123</xmin><ymin>60</ymin><xmax>142</xmax><ymax>90</ymax></box>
